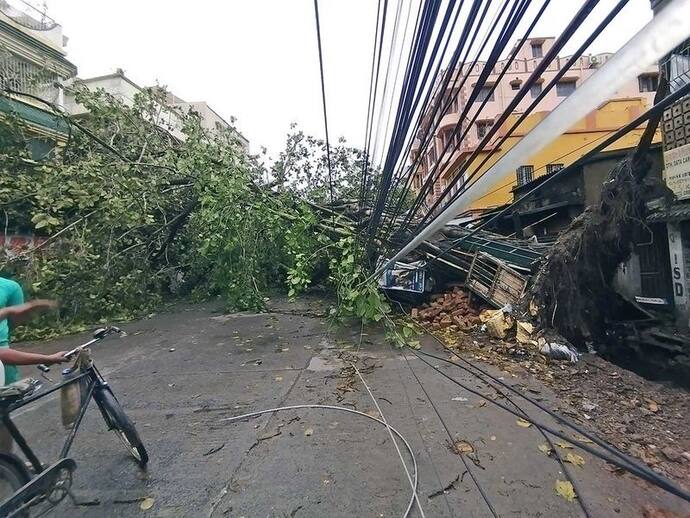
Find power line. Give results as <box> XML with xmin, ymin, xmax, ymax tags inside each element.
<box><xmin>313</xmin><ymin>0</ymin><xmax>334</xmax><ymax>204</ymax></box>
<box><xmin>420</xmin><ymin>78</ymin><xmax>690</xmax><ymax>268</ymax></box>
<box><xmin>369</xmin><ymin>0</ymin><xmax>690</xmax><ymax>281</ymax></box>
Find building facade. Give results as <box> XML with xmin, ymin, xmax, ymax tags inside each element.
<box><xmin>63</xmin><ymin>69</ymin><xmax>188</xmax><ymax>141</ymax></box>
<box><xmin>410</xmin><ymin>36</ymin><xmax>659</xmax><ymax>212</ymax></box>
<box><xmin>63</xmin><ymin>69</ymin><xmax>249</xmax><ymax>150</ymax></box>
<box><xmin>165</xmin><ymin>91</ymin><xmax>249</xmax><ymax>151</ymax></box>
<box><xmin>0</xmin><ymin>0</ymin><xmax>77</xmax><ymax>157</ymax></box>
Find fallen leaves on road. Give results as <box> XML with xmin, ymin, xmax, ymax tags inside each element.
<box><xmin>140</xmin><ymin>498</ymin><xmax>155</xmax><ymax>511</ymax></box>
<box><xmin>451</xmin><ymin>440</ymin><xmax>474</xmax><ymax>455</ymax></box>
<box><xmin>565</xmin><ymin>452</ymin><xmax>585</xmax><ymax>467</ymax></box>
<box><xmin>304</xmin><ymin>427</ymin><xmax>314</xmax><ymax>437</ymax></box>
<box><xmin>555</xmin><ymin>480</ymin><xmax>577</xmax><ymax>502</ymax></box>
<box><xmin>516</xmin><ymin>418</ymin><xmax>532</xmax><ymax>428</ymax></box>
<box><xmin>538</xmin><ymin>443</ymin><xmax>553</xmax><ymax>456</ymax></box>
<box><xmin>555</xmin><ymin>440</ymin><xmax>574</xmax><ymax>449</ymax></box>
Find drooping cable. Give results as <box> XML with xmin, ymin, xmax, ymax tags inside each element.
<box><xmin>313</xmin><ymin>0</ymin><xmax>335</xmax><ymax>204</ymax></box>
<box><xmin>409</xmin><ymin>347</ymin><xmax>690</xmax><ymax>503</ymax></box>
<box><xmin>420</xmin><ymin>78</ymin><xmax>690</xmax><ymax>268</ymax></box>
<box><xmin>382</xmin><ymin>0</ymin><xmax>504</xmax><ymax>233</ymax></box>
<box><xmin>358</xmin><ymin>0</ymin><xmax>384</xmax><ymax>215</ymax></box>
<box><xmin>413</xmin><ymin>0</ymin><xmax>602</xmax><ymax>229</ymax></box>
<box><xmin>221</xmin><ymin>404</ymin><xmax>420</xmax><ymax>517</ymax></box>
<box><xmin>367</xmin><ymin>0</ymin><xmax>690</xmax><ymax>281</ymax></box>
<box><xmin>351</xmin><ymin>362</ymin><xmax>426</xmax><ymax>517</ymax></box>
<box><xmin>436</xmin><ymin>0</ymin><xmax>631</xmax><ymax>214</ymax></box>
<box><xmin>393</xmin><ymin>0</ymin><xmax>538</xmax><ymax>236</ymax></box>
<box><xmin>403</xmin><ymin>0</ymin><xmax>556</xmax><ymax>233</ymax></box>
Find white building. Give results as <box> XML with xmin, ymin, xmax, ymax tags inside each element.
<box><xmin>64</xmin><ymin>69</ymin><xmax>249</xmax><ymax>150</ymax></box>
<box><xmin>165</xmin><ymin>91</ymin><xmax>249</xmax><ymax>151</ymax></box>
<box><xmin>63</xmin><ymin>69</ymin><xmax>187</xmax><ymax>141</ymax></box>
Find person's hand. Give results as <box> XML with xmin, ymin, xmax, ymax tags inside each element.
<box><xmin>29</xmin><ymin>299</ymin><xmax>58</xmax><ymax>312</ymax></box>
<box><xmin>44</xmin><ymin>351</ymin><xmax>70</xmax><ymax>365</ymax></box>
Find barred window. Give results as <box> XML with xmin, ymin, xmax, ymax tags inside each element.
<box><xmin>0</xmin><ymin>51</ymin><xmax>59</xmax><ymax>101</ymax></box>
<box><xmin>516</xmin><ymin>165</ymin><xmax>534</xmax><ymax>186</ymax></box>
<box><xmin>476</xmin><ymin>120</ymin><xmax>493</xmax><ymax>139</ymax></box>
<box><xmin>546</xmin><ymin>163</ymin><xmax>564</xmax><ymax>175</ymax></box>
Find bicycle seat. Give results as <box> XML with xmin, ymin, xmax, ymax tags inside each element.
<box><xmin>0</xmin><ymin>378</ymin><xmax>40</xmax><ymax>402</ymax></box>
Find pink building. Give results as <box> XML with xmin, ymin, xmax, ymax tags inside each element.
<box><xmin>411</xmin><ymin>37</ymin><xmax>660</xmax><ymax>206</ymax></box>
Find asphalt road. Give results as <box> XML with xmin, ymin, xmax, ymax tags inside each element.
<box><xmin>8</xmin><ymin>297</ymin><xmax>689</xmax><ymax>517</ymax></box>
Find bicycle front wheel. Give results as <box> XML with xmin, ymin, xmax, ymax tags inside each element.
<box><xmin>95</xmin><ymin>388</ymin><xmax>149</xmax><ymax>469</ymax></box>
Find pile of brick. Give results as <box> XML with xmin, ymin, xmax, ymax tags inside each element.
<box><xmin>411</xmin><ymin>286</ymin><xmax>483</xmax><ymax>331</ymax></box>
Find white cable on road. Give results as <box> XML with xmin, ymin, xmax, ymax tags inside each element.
<box><xmin>350</xmin><ymin>362</ymin><xmax>426</xmax><ymax>518</ymax></box>
<box><xmin>373</xmin><ymin>0</ymin><xmax>690</xmax><ymax>279</ymax></box>
<box><xmin>221</xmin><ymin>403</ymin><xmax>420</xmax><ymax>518</ymax></box>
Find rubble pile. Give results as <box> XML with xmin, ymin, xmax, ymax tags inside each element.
<box><xmin>411</xmin><ymin>287</ymin><xmax>484</xmax><ymax>331</ymax></box>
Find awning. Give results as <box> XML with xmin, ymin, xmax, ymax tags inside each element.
<box><xmin>0</xmin><ymin>96</ymin><xmax>70</xmax><ymax>135</ymax></box>
<box><xmin>647</xmin><ymin>202</ymin><xmax>690</xmax><ymax>222</ymax></box>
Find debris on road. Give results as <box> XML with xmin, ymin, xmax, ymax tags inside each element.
<box><xmin>428</xmin><ymin>474</ymin><xmax>461</xmax><ymax>499</ymax></box>
<box><xmin>516</xmin><ymin>418</ymin><xmax>532</xmax><ymax>428</ymax></box>
<box><xmin>411</xmin><ymin>287</ymin><xmax>485</xmax><ymax>331</ymax></box>
<box><xmin>203</xmin><ymin>444</ymin><xmax>226</xmax><ymax>456</ymax></box>
<box><xmin>539</xmin><ymin>341</ymin><xmax>579</xmax><ymax>363</ymax></box>
<box><xmin>555</xmin><ymin>479</ymin><xmax>577</xmax><ymax>502</ymax></box>
<box><xmin>140</xmin><ymin>497</ymin><xmax>155</xmax><ymax>511</ymax></box>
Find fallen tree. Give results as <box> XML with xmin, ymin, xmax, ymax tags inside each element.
<box><xmin>527</xmin><ymin>81</ymin><xmax>669</xmax><ymax>347</ymax></box>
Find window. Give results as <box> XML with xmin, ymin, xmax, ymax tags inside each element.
<box><xmin>556</xmin><ymin>80</ymin><xmax>576</xmax><ymax>97</ymax></box>
<box><xmin>475</xmin><ymin>86</ymin><xmax>495</xmax><ymax>102</ymax></box>
<box><xmin>530</xmin><ymin>82</ymin><xmax>543</xmax><ymax>99</ymax></box>
<box><xmin>546</xmin><ymin>163</ymin><xmax>564</xmax><ymax>175</ymax></box>
<box><xmin>476</xmin><ymin>120</ymin><xmax>493</xmax><ymax>139</ymax></box>
<box><xmin>0</xmin><ymin>54</ymin><xmax>60</xmax><ymax>101</ymax></box>
<box><xmin>531</xmin><ymin>43</ymin><xmax>543</xmax><ymax>58</ymax></box>
<box><xmin>516</xmin><ymin>165</ymin><xmax>534</xmax><ymax>186</ymax></box>
<box><xmin>638</xmin><ymin>74</ymin><xmax>659</xmax><ymax>93</ymax></box>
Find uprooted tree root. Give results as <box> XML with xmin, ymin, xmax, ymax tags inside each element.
<box><xmin>528</xmin><ymin>158</ymin><xmax>651</xmax><ymax>347</ymax></box>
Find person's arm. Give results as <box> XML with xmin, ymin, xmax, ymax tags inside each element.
<box><xmin>0</xmin><ymin>348</ymin><xmax>69</xmax><ymax>366</ymax></box>
<box><xmin>1</xmin><ymin>300</ymin><xmax>58</xmax><ymax>326</ymax></box>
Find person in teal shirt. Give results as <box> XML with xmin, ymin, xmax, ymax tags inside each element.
<box><xmin>0</xmin><ymin>277</ymin><xmax>67</xmax><ymax>384</ymax></box>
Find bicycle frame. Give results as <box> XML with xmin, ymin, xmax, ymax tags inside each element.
<box><xmin>0</xmin><ymin>362</ymin><xmax>110</xmax><ymax>474</ymax></box>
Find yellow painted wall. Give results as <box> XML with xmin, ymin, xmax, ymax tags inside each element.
<box><xmin>442</xmin><ymin>98</ymin><xmax>659</xmax><ymax>211</ymax></box>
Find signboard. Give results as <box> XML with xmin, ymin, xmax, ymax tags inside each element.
<box><xmin>663</xmin><ymin>143</ymin><xmax>690</xmax><ymax>200</ymax></box>
<box><xmin>667</xmin><ymin>223</ymin><xmax>690</xmax><ymax>326</ymax></box>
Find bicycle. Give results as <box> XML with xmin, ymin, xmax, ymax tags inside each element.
<box><xmin>0</xmin><ymin>326</ymin><xmax>148</xmax><ymax>517</ymax></box>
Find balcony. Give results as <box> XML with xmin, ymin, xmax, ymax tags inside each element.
<box><xmin>438</xmin><ymin>111</ymin><xmax>460</xmax><ymax>131</ymax></box>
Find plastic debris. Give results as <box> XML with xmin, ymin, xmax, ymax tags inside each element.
<box><xmin>539</xmin><ymin>342</ymin><xmax>579</xmax><ymax>362</ymax></box>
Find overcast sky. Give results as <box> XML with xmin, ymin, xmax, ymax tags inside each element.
<box><xmin>46</xmin><ymin>0</ymin><xmax>653</xmax><ymax>159</ymax></box>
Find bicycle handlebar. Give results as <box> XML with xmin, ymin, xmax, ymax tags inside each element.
<box><xmin>36</xmin><ymin>326</ymin><xmax>122</xmax><ymax>373</ymax></box>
